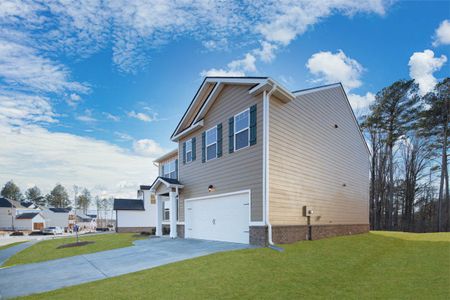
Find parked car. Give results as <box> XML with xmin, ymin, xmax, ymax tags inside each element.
<box><xmin>42</xmin><ymin>226</ymin><xmax>64</xmax><ymax>235</ymax></box>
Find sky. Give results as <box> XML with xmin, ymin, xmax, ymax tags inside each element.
<box><xmin>0</xmin><ymin>0</ymin><xmax>449</xmax><ymax>200</ymax></box>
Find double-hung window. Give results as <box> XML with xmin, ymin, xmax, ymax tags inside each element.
<box><xmin>234</xmin><ymin>108</ymin><xmax>250</xmax><ymax>151</ymax></box>
<box><xmin>206</xmin><ymin>126</ymin><xmax>218</xmax><ymax>161</ymax></box>
<box><xmin>185</xmin><ymin>139</ymin><xmax>193</xmax><ymax>163</ymax></box>
<box><xmin>162</xmin><ymin>160</ymin><xmax>176</xmax><ymax>179</ymax></box>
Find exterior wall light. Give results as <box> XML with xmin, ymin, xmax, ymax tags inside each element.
<box><xmin>208</xmin><ymin>185</ymin><xmax>215</xmax><ymax>192</ymax></box>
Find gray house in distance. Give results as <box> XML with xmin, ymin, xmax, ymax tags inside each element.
<box><xmin>123</xmin><ymin>77</ymin><xmax>370</xmax><ymax>246</ymax></box>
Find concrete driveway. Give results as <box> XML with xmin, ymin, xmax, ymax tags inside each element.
<box><xmin>0</xmin><ymin>238</ymin><xmax>250</xmax><ymax>299</ymax></box>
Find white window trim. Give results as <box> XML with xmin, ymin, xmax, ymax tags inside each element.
<box><xmin>185</xmin><ymin>139</ymin><xmax>193</xmax><ymax>163</ymax></box>
<box><xmin>205</xmin><ymin>125</ymin><xmax>218</xmax><ymax>161</ymax></box>
<box><xmin>234</xmin><ymin>108</ymin><xmax>250</xmax><ymax>152</ymax></box>
<box><xmin>163</xmin><ymin>159</ymin><xmax>176</xmax><ymax>179</ymax></box>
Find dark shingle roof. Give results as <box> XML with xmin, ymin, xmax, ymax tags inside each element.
<box><xmin>159</xmin><ymin>177</ymin><xmax>182</xmax><ymax>185</ymax></box>
<box><xmin>49</xmin><ymin>207</ymin><xmax>71</xmax><ymax>213</ymax></box>
<box><xmin>20</xmin><ymin>201</ymin><xmax>34</xmax><ymax>208</ymax></box>
<box><xmin>16</xmin><ymin>212</ymin><xmax>40</xmax><ymax>219</ymax></box>
<box><xmin>0</xmin><ymin>197</ymin><xmax>12</xmax><ymax>208</ymax></box>
<box><xmin>114</xmin><ymin>199</ymin><xmax>145</xmax><ymax>211</ymax></box>
<box><xmin>140</xmin><ymin>185</ymin><xmax>152</xmax><ymax>190</ymax></box>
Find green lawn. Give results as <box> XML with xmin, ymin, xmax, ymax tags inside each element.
<box><xmin>21</xmin><ymin>232</ymin><xmax>450</xmax><ymax>299</ymax></box>
<box><xmin>0</xmin><ymin>241</ymin><xmax>25</xmax><ymax>251</ymax></box>
<box><xmin>4</xmin><ymin>233</ymin><xmax>146</xmax><ymax>267</ymax></box>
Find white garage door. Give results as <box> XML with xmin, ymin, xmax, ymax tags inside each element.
<box><xmin>185</xmin><ymin>192</ymin><xmax>250</xmax><ymax>244</ymax></box>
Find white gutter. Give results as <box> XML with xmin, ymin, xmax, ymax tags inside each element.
<box><xmin>264</xmin><ymin>84</ymin><xmax>277</xmax><ymax>246</ymax></box>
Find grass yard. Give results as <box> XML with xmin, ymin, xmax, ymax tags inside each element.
<box><xmin>22</xmin><ymin>232</ymin><xmax>450</xmax><ymax>299</ymax></box>
<box><xmin>3</xmin><ymin>233</ymin><xmax>146</xmax><ymax>267</ymax></box>
<box><xmin>0</xmin><ymin>241</ymin><xmax>25</xmax><ymax>251</ymax></box>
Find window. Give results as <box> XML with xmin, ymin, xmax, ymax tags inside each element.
<box><xmin>185</xmin><ymin>139</ymin><xmax>192</xmax><ymax>163</ymax></box>
<box><xmin>162</xmin><ymin>160</ymin><xmax>177</xmax><ymax>179</ymax></box>
<box><xmin>206</xmin><ymin>126</ymin><xmax>217</xmax><ymax>161</ymax></box>
<box><xmin>163</xmin><ymin>200</ymin><xmax>170</xmax><ymax>221</ymax></box>
<box><xmin>234</xmin><ymin>109</ymin><xmax>250</xmax><ymax>151</ymax></box>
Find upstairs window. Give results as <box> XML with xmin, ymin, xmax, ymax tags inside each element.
<box><xmin>185</xmin><ymin>139</ymin><xmax>192</xmax><ymax>163</ymax></box>
<box><xmin>162</xmin><ymin>160</ymin><xmax>177</xmax><ymax>179</ymax></box>
<box><xmin>234</xmin><ymin>108</ymin><xmax>250</xmax><ymax>151</ymax></box>
<box><xmin>206</xmin><ymin>126</ymin><xmax>217</xmax><ymax>161</ymax></box>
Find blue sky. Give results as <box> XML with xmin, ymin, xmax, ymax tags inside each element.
<box><xmin>0</xmin><ymin>0</ymin><xmax>449</xmax><ymax>199</ymax></box>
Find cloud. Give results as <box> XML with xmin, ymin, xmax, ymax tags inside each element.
<box><xmin>133</xmin><ymin>139</ymin><xmax>165</xmax><ymax>157</ymax></box>
<box><xmin>433</xmin><ymin>19</ymin><xmax>450</xmax><ymax>46</ymax></box>
<box><xmin>103</xmin><ymin>112</ymin><xmax>120</xmax><ymax>122</ymax></box>
<box><xmin>0</xmin><ymin>91</ymin><xmax>58</xmax><ymax>127</ymax></box>
<box><xmin>66</xmin><ymin>93</ymin><xmax>81</xmax><ymax>107</ymax></box>
<box><xmin>306</xmin><ymin>50</ymin><xmax>364</xmax><ymax>90</ymax></box>
<box><xmin>114</xmin><ymin>131</ymin><xmax>133</xmax><ymax>141</ymax></box>
<box><xmin>200</xmin><ymin>68</ymin><xmax>245</xmax><ymax>77</ymax></box>
<box><xmin>0</xmin><ymin>123</ymin><xmax>158</xmax><ymax>199</ymax></box>
<box><xmin>254</xmin><ymin>41</ymin><xmax>278</xmax><ymax>63</ymax></box>
<box><xmin>408</xmin><ymin>49</ymin><xmax>447</xmax><ymax>95</ymax></box>
<box><xmin>347</xmin><ymin>92</ymin><xmax>375</xmax><ymax>110</ymax></box>
<box><xmin>201</xmin><ymin>53</ymin><xmax>256</xmax><ymax>77</ymax></box>
<box><xmin>0</xmin><ymin>39</ymin><xmax>89</xmax><ymax>94</ymax></box>
<box><xmin>127</xmin><ymin>110</ymin><xmax>158</xmax><ymax>122</ymax></box>
<box><xmin>76</xmin><ymin>109</ymin><xmax>96</xmax><ymax>123</ymax></box>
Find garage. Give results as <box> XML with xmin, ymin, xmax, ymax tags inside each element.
<box><xmin>185</xmin><ymin>191</ymin><xmax>250</xmax><ymax>244</ymax></box>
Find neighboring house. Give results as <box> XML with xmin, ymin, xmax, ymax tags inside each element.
<box><xmin>0</xmin><ymin>197</ymin><xmax>21</xmax><ymax>230</ymax></box>
<box><xmin>74</xmin><ymin>211</ymin><xmax>97</xmax><ymax>231</ymax></box>
<box><xmin>14</xmin><ymin>212</ymin><xmax>46</xmax><ymax>231</ymax></box>
<box><xmin>114</xmin><ymin>185</ymin><xmax>155</xmax><ymax>233</ymax></box>
<box><xmin>40</xmin><ymin>207</ymin><xmax>72</xmax><ymax>230</ymax></box>
<box><xmin>120</xmin><ymin>77</ymin><xmax>370</xmax><ymax>246</ymax></box>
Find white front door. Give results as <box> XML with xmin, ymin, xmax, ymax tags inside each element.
<box><xmin>185</xmin><ymin>191</ymin><xmax>250</xmax><ymax>244</ymax></box>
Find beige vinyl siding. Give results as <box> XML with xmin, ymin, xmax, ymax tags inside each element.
<box><xmin>159</xmin><ymin>153</ymin><xmax>178</xmax><ymax>177</ymax></box>
<box><xmin>269</xmin><ymin>86</ymin><xmax>369</xmax><ymax>226</ymax></box>
<box><xmin>178</xmin><ymin>84</ymin><xmax>263</xmax><ymax>222</ymax></box>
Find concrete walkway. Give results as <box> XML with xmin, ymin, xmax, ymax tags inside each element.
<box><xmin>0</xmin><ymin>238</ymin><xmax>250</xmax><ymax>299</ymax></box>
<box><xmin>0</xmin><ymin>241</ymin><xmax>37</xmax><ymax>266</ymax></box>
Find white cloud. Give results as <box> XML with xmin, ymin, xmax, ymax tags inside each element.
<box><xmin>76</xmin><ymin>109</ymin><xmax>96</xmax><ymax>123</ymax></box>
<box><xmin>408</xmin><ymin>49</ymin><xmax>447</xmax><ymax>95</ymax></box>
<box><xmin>347</xmin><ymin>92</ymin><xmax>375</xmax><ymax>110</ymax></box>
<box><xmin>0</xmin><ymin>91</ymin><xmax>57</xmax><ymax>127</ymax></box>
<box><xmin>127</xmin><ymin>110</ymin><xmax>158</xmax><ymax>122</ymax></box>
<box><xmin>254</xmin><ymin>41</ymin><xmax>278</xmax><ymax>63</ymax></box>
<box><xmin>0</xmin><ymin>39</ymin><xmax>89</xmax><ymax>94</ymax></box>
<box><xmin>306</xmin><ymin>50</ymin><xmax>364</xmax><ymax>90</ymax></box>
<box><xmin>433</xmin><ymin>20</ymin><xmax>450</xmax><ymax>46</ymax></box>
<box><xmin>200</xmin><ymin>68</ymin><xmax>245</xmax><ymax>77</ymax></box>
<box><xmin>133</xmin><ymin>139</ymin><xmax>165</xmax><ymax>157</ymax></box>
<box><xmin>114</xmin><ymin>131</ymin><xmax>133</xmax><ymax>141</ymax></box>
<box><xmin>104</xmin><ymin>112</ymin><xmax>120</xmax><ymax>122</ymax></box>
<box><xmin>66</xmin><ymin>93</ymin><xmax>81</xmax><ymax>107</ymax></box>
<box><xmin>0</xmin><ymin>123</ymin><xmax>158</xmax><ymax>199</ymax></box>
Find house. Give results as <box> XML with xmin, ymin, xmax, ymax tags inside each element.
<box><xmin>40</xmin><ymin>207</ymin><xmax>72</xmax><ymax>230</ymax></box>
<box><xmin>14</xmin><ymin>212</ymin><xmax>46</xmax><ymax>231</ymax></box>
<box><xmin>74</xmin><ymin>211</ymin><xmax>97</xmax><ymax>231</ymax></box>
<box><xmin>114</xmin><ymin>185</ymin><xmax>155</xmax><ymax>233</ymax></box>
<box><xmin>120</xmin><ymin>77</ymin><xmax>370</xmax><ymax>246</ymax></box>
<box><xmin>0</xmin><ymin>197</ymin><xmax>19</xmax><ymax>230</ymax></box>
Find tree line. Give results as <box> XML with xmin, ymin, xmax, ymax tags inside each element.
<box><xmin>361</xmin><ymin>78</ymin><xmax>449</xmax><ymax>232</ymax></box>
<box><xmin>1</xmin><ymin>180</ymin><xmax>93</xmax><ymax>214</ymax></box>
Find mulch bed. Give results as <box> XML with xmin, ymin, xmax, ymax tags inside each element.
<box><xmin>57</xmin><ymin>241</ymin><xmax>95</xmax><ymax>249</ymax></box>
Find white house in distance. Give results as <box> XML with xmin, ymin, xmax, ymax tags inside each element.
<box><xmin>114</xmin><ymin>185</ymin><xmax>155</xmax><ymax>233</ymax></box>
<box><xmin>40</xmin><ymin>207</ymin><xmax>72</xmax><ymax>230</ymax></box>
<box><xmin>14</xmin><ymin>212</ymin><xmax>46</xmax><ymax>231</ymax></box>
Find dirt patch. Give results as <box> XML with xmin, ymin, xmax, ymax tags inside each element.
<box><xmin>57</xmin><ymin>241</ymin><xmax>95</xmax><ymax>249</ymax></box>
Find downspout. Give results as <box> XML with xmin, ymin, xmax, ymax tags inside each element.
<box><xmin>264</xmin><ymin>84</ymin><xmax>277</xmax><ymax>246</ymax></box>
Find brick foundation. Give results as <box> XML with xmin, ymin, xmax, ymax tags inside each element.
<box><xmin>272</xmin><ymin>225</ymin><xmax>309</xmax><ymax>244</ymax></box>
<box><xmin>311</xmin><ymin>224</ymin><xmax>369</xmax><ymax>240</ymax></box>
<box><xmin>249</xmin><ymin>226</ymin><xmax>268</xmax><ymax>246</ymax></box>
<box><xmin>116</xmin><ymin>227</ymin><xmax>154</xmax><ymax>233</ymax></box>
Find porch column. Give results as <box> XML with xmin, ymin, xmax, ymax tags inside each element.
<box><xmin>155</xmin><ymin>194</ymin><xmax>163</xmax><ymax>236</ymax></box>
<box><xmin>169</xmin><ymin>190</ymin><xmax>178</xmax><ymax>238</ymax></box>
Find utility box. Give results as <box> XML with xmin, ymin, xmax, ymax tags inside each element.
<box><xmin>303</xmin><ymin>206</ymin><xmax>314</xmax><ymax>217</ymax></box>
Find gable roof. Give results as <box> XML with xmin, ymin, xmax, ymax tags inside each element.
<box><xmin>16</xmin><ymin>212</ymin><xmax>40</xmax><ymax>219</ymax></box>
<box><xmin>113</xmin><ymin>199</ymin><xmax>145</xmax><ymax>211</ymax></box>
<box><xmin>149</xmin><ymin>177</ymin><xmax>183</xmax><ymax>193</ymax></box>
<box><xmin>171</xmin><ymin>77</ymin><xmax>295</xmax><ymax>141</ymax></box>
<box><xmin>0</xmin><ymin>197</ymin><xmax>12</xmax><ymax>208</ymax></box>
<box><xmin>20</xmin><ymin>201</ymin><xmax>35</xmax><ymax>208</ymax></box>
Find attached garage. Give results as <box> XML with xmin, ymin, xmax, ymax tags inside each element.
<box><xmin>185</xmin><ymin>191</ymin><xmax>250</xmax><ymax>244</ymax></box>
<box><xmin>15</xmin><ymin>212</ymin><xmax>46</xmax><ymax>231</ymax></box>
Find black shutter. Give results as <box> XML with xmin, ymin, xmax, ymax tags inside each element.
<box><xmin>228</xmin><ymin>117</ymin><xmax>234</xmax><ymax>153</ymax></box>
<box><xmin>201</xmin><ymin>132</ymin><xmax>206</xmax><ymax>163</ymax></box>
<box><xmin>192</xmin><ymin>137</ymin><xmax>196</xmax><ymax>161</ymax></box>
<box><xmin>175</xmin><ymin>159</ymin><xmax>178</xmax><ymax>179</ymax></box>
<box><xmin>250</xmin><ymin>104</ymin><xmax>257</xmax><ymax>146</ymax></box>
<box><xmin>217</xmin><ymin>123</ymin><xmax>223</xmax><ymax>157</ymax></box>
<box><xmin>182</xmin><ymin>142</ymin><xmax>186</xmax><ymax>164</ymax></box>
<box><xmin>161</xmin><ymin>164</ymin><xmax>165</xmax><ymax>177</ymax></box>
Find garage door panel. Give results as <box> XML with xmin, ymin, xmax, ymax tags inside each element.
<box><xmin>185</xmin><ymin>192</ymin><xmax>249</xmax><ymax>244</ymax></box>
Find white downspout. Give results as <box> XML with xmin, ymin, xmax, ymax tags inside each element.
<box><xmin>264</xmin><ymin>84</ymin><xmax>277</xmax><ymax>245</ymax></box>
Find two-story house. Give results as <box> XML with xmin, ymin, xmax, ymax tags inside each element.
<box><xmin>116</xmin><ymin>77</ymin><xmax>370</xmax><ymax>246</ymax></box>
